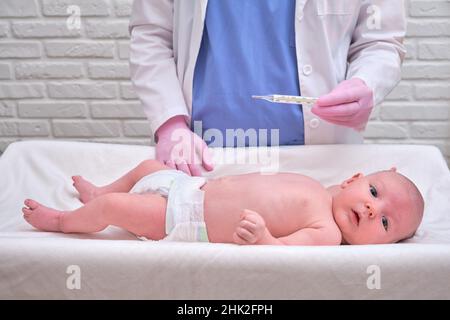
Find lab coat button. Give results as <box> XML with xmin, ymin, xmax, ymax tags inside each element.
<box><xmin>303</xmin><ymin>65</ymin><xmax>312</xmax><ymax>75</ymax></box>
<box><xmin>309</xmin><ymin>118</ymin><xmax>320</xmax><ymax>128</ymax></box>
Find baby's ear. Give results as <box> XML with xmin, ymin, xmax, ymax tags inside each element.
<box><xmin>341</xmin><ymin>173</ymin><xmax>363</xmax><ymax>188</ymax></box>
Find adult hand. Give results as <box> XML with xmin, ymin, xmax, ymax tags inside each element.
<box><xmin>155</xmin><ymin>116</ymin><xmax>214</xmax><ymax>176</ymax></box>
<box><xmin>311</xmin><ymin>78</ymin><xmax>374</xmax><ymax>131</ymax></box>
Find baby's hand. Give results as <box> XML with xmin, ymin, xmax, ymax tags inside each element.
<box><xmin>233</xmin><ymin>209</ymin><xmax>267</xmax><ymax>245</ymax></box>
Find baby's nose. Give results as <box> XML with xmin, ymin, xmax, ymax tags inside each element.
<box><xmin>364</xmin><ymin>203</ymin><xmax>376</xmax><ymax>218</ymax></box>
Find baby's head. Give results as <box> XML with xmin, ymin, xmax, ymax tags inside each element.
<box><xmin>331</xmin><ymin>168</ymin><xmax>424</xmax><ymax>245</ymax></box>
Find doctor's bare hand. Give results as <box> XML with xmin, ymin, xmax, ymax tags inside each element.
<box><xmin>155</xmin><ymin>116</ymin><xmax>214</xmax><ymax>176</ymax></box>
<box><xmin>311</xmin><ymin>78</ymin><xmax>374</xmax><ymax>131</ymax></box>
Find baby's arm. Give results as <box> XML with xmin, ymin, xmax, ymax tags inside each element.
<box><xmin>265</xmin><ymin>228</ymin><xmax>341</xmax><ymax>246</ymax></box>
<box><xmin>233</xmin><ymin>210</ymin><xmax>341</xmax><ymax>246</ymax></box>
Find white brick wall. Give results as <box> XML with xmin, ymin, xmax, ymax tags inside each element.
<box><xmin>366</xmin><ymin>0</ymin><xmax>450</xmax><ymax>166</ymax></box>
<box><xmin>0</xmin><ymin>0</ymin><xmax>449</xmax><ymax>165</ymax></box>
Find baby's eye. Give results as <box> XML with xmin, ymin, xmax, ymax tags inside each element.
<box><xmin>381</xmin><ymin>216</ymin><xmax>389</xmax><ymax>231</ymax></box>
<box><xmin>370</xmin><ymin>185</ymin><xmax>378</xmax><ymax>198</ymax></box>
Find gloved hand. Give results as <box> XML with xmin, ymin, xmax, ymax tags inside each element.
<box><xmin>155</xmin><ymin>115</ymin><xmax>214</xmax><ymax>176</ymax></box>
<box><xmin>311</xmin><ymin>78</ymin><xmax>374</xmax><ymax>131</ymax></box>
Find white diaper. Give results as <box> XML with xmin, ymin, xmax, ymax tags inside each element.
<box><xmin>129</xmin><ymin>170</ymin><xmax>209</xmax><ymax>242</ymax></box>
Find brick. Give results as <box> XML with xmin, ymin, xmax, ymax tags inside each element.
<box><xmin>384</xmin><ymin>83</ymin><xmax>412</xmax><ymax>101</ymax></box>
<box><xmin>114</xmin><ymin>0</ymin><xmax>133</xmax><ymax>17</ymax></box>
<box><xmin>0</xmin><ymin>120</ymin><xmax>49</xmax><ymax>137</ymax></box>
<box><xmin>120</xmin><ymin>82</ymin><xmax>138</xmax><ymax>99</ymax></box>
<box><xmin>88</xmin><ymin>62</ymin><xmax>130</xmax><ymax>79</ymax></box>
<box><xmin>402</xmin><ymin>62</ymin><xmax>450</xmax><ymax>79</ymax></box>
<box><xmin>18</xmin><ymin>102</ymin><xmax>87</xmax><ymax>118</ymax></box>
<box><xmin>90</xmin><ymin>102</ymin><xmax>145</xmax><ymax>119</ymax></box>
<box><xmin>0</xmin><ymin>23</ymin><xmax>9</xmax><ymax>38</ymax></box>
<box><xmin>414</xmin><ymin>84</ymin><xmax>450</xmax><ymax>100</ymax></box>
<box><xmin>411</xmin><ymin>123</ymin><xmax>450</xmax><ymax>138</ymax></box>
<box><xmin>53</xmin><ymin>121</ymin><xmax>121</xmax><ymax>137</ymax></box>
<box><xmin>380</xmin><ymin>104</ymin><xmax>450</xmax><ymax>120</ymax></box>
<box><xmin>406</xmin><ymin>20</ymin><xmax>450</xmax><ymax>37</ymax></box>
<box><xmin>0</xmin><ymin>101</ymin><xmax>15</xmax><ymax>117</ymax></box>
<box><xmin>90</xmin><ymin>138</ymin><xmax>152</xmax><ymax>146</ymax></box>
<box><xmin>18</xmin><ymin>121</ymin><xmax>50</xmax><ymax>137</ymax></box>
<box><xmin>15</xmin><ymin>62</ymin><xmax>84</xmax><ymax>79</ymax></box>
<box><xmin>118</xmin><ymin>41</ymin><xmax>130</xmax><ymax>59</ymax></box>
<box><xmin>48</xmin><ymin>82</ymin><xmax>116</xmax><ymax>99</ymax></box>
<box><xmin>42</xmin><ymin>0</ymin><xmax>109</xmax><ymax>17</ymax></box>
<box><xmin>0</xmin><ymin>63</ymin><xmax>11</xmax><ymax>79</ymax></box>
<box><xmin>0</xmin><ymin>121</ymin><xmax>18</xmax><ymax>136</ymax></box>
<box><xmin>45</xmin><ymin>41</ymin><xmax>115</xmax><ymax>58</ymax></box>
<box><xmin>0</xmin><ymin>42</ymin><xmax>41</xmax><ymax>58</ymax></box>
<box><xmin>364</xmin><ymin>123</ymin><xmax>408</xmax><ymax>139</ymax></box>
<box><xmin>85</xmin><ymin>21</ymin><xmax>130</xmax><ymax>39</ymax></box>
<box><xmin>418</xmin><ymin>42</ymin><xmax>450</xmax><ymax>60</ymax></box>
<box><xmin>12</xmin><ymin>22</ymin><xmax>81</xmax><ymax>38</ymax></box>
<box><xmin>409</xmin><ymin>1</ymin><xmax>450</xmax><ymax>17</ymax></box>
<box><xmin>0</xmin><ymin>84</ymin><xmax>45</xmax><ymax>99</ymax></box>
<box><xmin>123</xmin><ymin>121</ymin><xmax>151</xmax><ymax>137</ymax></box>
<box><xmin>0</xmin><ymin>0</ymin><xmax>38</xmax><ymax>17</ymax></box>
<box><xmin>404</xmin><ymin>40</ymin><xmax>416</xmax><ymax>60</ymax></box>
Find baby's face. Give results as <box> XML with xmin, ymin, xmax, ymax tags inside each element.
<box><xmin>332</xmin><ymin>171</ymin><xmax>423</xmax><ymax>245</ymax></box>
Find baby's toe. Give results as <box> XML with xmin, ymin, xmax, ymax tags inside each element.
<box><xmin>22</xmin><ymin>207</ymin><xmax>32</xmax><ymax>218</ymax></box>
<box><xmin>24</xmin><ymin>199</ymin><xmax>39</xmax><ymax>209</ymax></box>
<box><xmin>72</xmin><ymin>175</ymin><xmax>84</xmax><ymax>182</ymax></box>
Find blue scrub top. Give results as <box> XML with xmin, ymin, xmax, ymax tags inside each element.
<box><xmin>192</xmin><ymin>0</ymin><xmax>304</xmax><ymax>147</ymax></box>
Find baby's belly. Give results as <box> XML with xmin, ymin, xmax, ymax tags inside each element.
<box><xmin>201</xmin><ymin>178</ymin><xmax>311</xmax><ymax>243</ymax></box>
<box><xmin>202</xmin><ymin>184</ymin><xmax>243</xmax><ymax>243</ymax></box>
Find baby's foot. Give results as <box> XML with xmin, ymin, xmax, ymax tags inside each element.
<box><xmin>22</xmin><ymin>199</ymin><xmax>63</xmax><ymax>232</ymax></box>
<box><xmin>72</xmin><ymin>175</ymin><xmax>100</xmax><ymax>203</ymax></box>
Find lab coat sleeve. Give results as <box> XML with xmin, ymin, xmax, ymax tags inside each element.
<box><xmin>346</xmin><ymin>0</ymin><xmax>407</xmax><ymax>107</ymax></box>
<box><xmin>129</xmin><ymin>0</ymin><xmax>189</xmax><ymax>140</ymax></box>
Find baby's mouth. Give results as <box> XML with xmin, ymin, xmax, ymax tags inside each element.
<box><xmin>351</xmin><ymin>209</ymin><xmax>360</xmax><ymax>226</ymax></box>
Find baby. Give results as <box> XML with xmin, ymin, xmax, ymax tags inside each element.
<box><xmin>22</xmin><ymin>160</ymin><xmax>424</xmax><ymax>245</ymax></box>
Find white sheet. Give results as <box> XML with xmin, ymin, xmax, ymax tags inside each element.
<box><xmin>1</xmin><ymin>140</ymin><xmax>449</xmax><ymax>299</ymax></box>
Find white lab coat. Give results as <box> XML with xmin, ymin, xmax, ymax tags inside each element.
<box><xmin>129</xmin><ymin>0</ymin><xmax>406</xmax><ymax>144</ymax></box>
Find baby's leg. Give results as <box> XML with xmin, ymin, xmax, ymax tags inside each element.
<box><xmin>73</xmin><ymin>159</ymin><xmax>170</xmax><ymax>203</ymax></box>
<box><xmin>22</xmin><ymin>193</ymin><xmax>167</xmax><ymax>240</ymax></box>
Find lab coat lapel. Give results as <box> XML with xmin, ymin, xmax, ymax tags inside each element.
<box><xmin>183</xmin><ymin>0</ymin><xmax>208</xmax><ymax>113</ymax></box>
<box><xmin>199</xmin><ymin>0</ymin><xmax>208</xmax><ymax>22</ymax></box>
<box><xmin>191</xmin><ymin>0</ymin><xmax>208</xmax><ymax>54</ymax></box>
<box><xmin>296</xmin><ymin>0</ymin><xmax>309</xmax><ymax>14</ymax></box>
